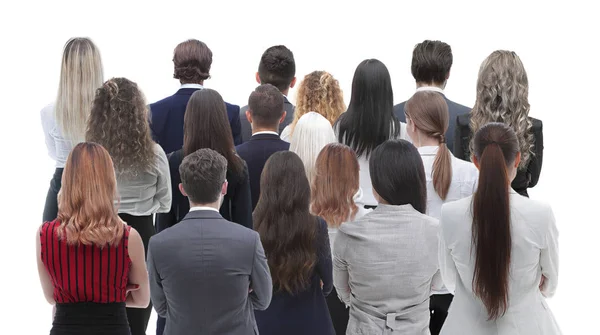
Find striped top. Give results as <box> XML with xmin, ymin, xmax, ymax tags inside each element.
<box><xmin>40</xmin><ymin>220</ymin><xmax>132</xmax><ymax>304</ymax></box>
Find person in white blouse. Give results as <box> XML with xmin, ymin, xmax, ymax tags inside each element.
<box><xmin>41</xmin><ymin>37</ymin><xmax>103</xmax><ymax>222</ymax></box>
<box><xmin>438</xmin><ymin>122</ymin><xmax>561</xmax><ymax>335</ymax></box>
<box><xmin>86</xmin><ymin>77</ymin><xmax>172</xmax><ymax>335</ymax></box>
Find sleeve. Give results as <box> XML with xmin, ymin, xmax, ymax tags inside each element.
<box><xmin>155</xmin><ymin>153</ymin><xmax>178</xmax><ymax>232</ymax></box>
<box><xmin>333</xmin><ymin>229</ymin><xmax>351</xmax><ymax>306</ymax></box>
<box><xmin>249</xmin><ymin>232</ymin><xmax>273</xmax><ymax>310</ymax></box>
<box><xmin>231</xmin><ymin>165</ymin><xmax>253</xmax><ymax>229</ymax></box>
<box><xmin>539</xmin><ymin>206</ymin><xmax>559</xmax><ymax>298</ymax></box>
<box><xmin>527</xmin><ymin>121</ymin><xmax>544</xmax><ymax>188</ymax></box>
<box><xmin>154</xmin><ymin>145</ymin><xmax>172</xmax><ymax>213</ymax></box>
<box><xmin>230</xmin><ymin>105</ymin><xmax>243</xmax><ymax>146</ymax></box>
<box><xmin>41</xmin><ymin>106</ymin><xmax>57</xmax><ymax>161</ymax></box>
<box><xmin>439</xmin><ymin>206</ymin><xmax>459</xmax><ymax>294</ymax></box>
<box><xmin>453</xmin><ymin>114</ymin><xmax>470</xmax><ymax>161</ymax></box>
<box><xmin>147</xmin><ymin>239</ymin><xmax>167</xmax><ymax>317</ymax></box>
<box><xmin>316</xmin><ymin>219</ymin><xmax>333</xmax><ymax>296</ymax></box>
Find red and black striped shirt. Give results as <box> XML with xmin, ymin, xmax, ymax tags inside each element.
<box><xmin>40</xmin><ymin>220</ymin><xmax>132</xmax><ymax>304</ymax></box>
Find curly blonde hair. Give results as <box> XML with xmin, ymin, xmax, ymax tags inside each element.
<box><xmin>291</xmin><ymin>71</ymin><xmax>345</xmax><ymax>134</ymax></box>
<box><xmin>86</xmin><ymin>78</ymin><xmax>155</xmax><ymax>176</ymax></box>
<box><xmin>470</xmin><ymin>50</ymin><xmax>533</xmax><ymax>168</ymax></box>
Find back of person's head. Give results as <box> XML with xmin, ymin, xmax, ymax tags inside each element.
<box><xmin>254</xmin><ymin>151</ymin><xmax>318</xmax><ymax>294</ymax></box>
<box><xmin>86</xmin><ymin>77</ymin><xmax>154</xmax><ymax>175</ymax></box>
<box><xmin>336</xmin><ymin>59</ymin><xmax>399</xmax><ymax>158</ymax></box>
<box><xmin>471</xmin><ymin>122</ymin><xmax>520</xmax><ymax>321</ymax></box>
<box><xmin>369</xmin><ymin>139</ymin><xmax>426</xmax><ymax>212</ymax></box>
<box><xmin>405</xmin><ymin>91</ymin><xmax>452</xmax><ymax>199</ymax></box>
<box><xmin>470</xmin><ymin>50</ymin><xmax>532</xmax><ymax>168</ymax></box>
<box><xmin>292</xmin><ymin>71</ymin><xmax>346</xmax><ymax>132</ymax></box>
<box><xmin>184</xmin><ymin>89</ymin><xmax>243</xmax><ymax>176</ymax></box>
<box><xmin>289</xmin><ymin>112</ymin><xmax>337</xmax><ymax>184</ymax></box>
<box><xmin>179</xmin><ymin>148</ymin><xmax>228</xmax><ymax>205</ymax></box>
<box><xmin>257</xmin><ymin>45</ymin><xmax>296</xmax><ymax>92</ymax></box>
<box><xmin>311</xmin><ymin>143</ymin><xmax>360</xmax><ymax>228</ymax></box>
<box><xmin>56</xmin><ymin>37</ymin><xmax>104</xmax><ymax>144</ymax></box>
<box><xmin>247</xmin><ymin>84</ymin><xmax>285</xmax><ymax>130</ymax></box>
<box><xmin>173</xmin><ymin>39</ymin><xmax>212</xmax><ymax>84</ymax></box>
<box><xmin>56</xmin><ymin>142</ymin><xmax>124</xmax><ymax>247</ymax></box>
<box><xmin>411</xmin><ymin>40</ymin><xmax>453</xmax><ymax>86</ymax></box>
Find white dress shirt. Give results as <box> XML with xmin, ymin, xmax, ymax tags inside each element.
<box><xmin>180</xmin><ymin>83</ymin><xmax>204</xmax><ymax>90</ymax></box>
<box><xmin>189</xmin><ymin>206</ymin><xmax>220</xmax><ymax>212</ymax></box>
<box><xmin>252</xmin><ymin>131</ymin><xmax>279</xmax><ymax>137</ymax></box>
<box><xmin>40</xmin><ymin>104</ymin><xmax>77</xmax><ymax>168</ymax></box>
<box><xmin>416</xmin><ymin>86</ymin><xmax>445</xmax><ymax>94</ymax></box>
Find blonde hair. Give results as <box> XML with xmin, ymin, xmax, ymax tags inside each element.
<box><xmin>470</xmin><ymin>50</ymin><xmax>533</xmax><ymax>168</ymax></box>
<box><xmin>55</xmin><ymin>37</ymin><xmax>104</xmax><ymax>144</ymax></box>
<box><xmin>291</xmin><ymin>71</ymin><xmax>345</xmax><ymax>134</ymax></box>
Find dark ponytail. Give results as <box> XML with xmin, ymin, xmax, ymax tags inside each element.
<box><xmin>471</xmin><ymin>122</ymin><xmax>519</xmax><ymax>320</ymax></box>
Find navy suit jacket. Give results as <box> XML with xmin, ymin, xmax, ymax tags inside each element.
<box><xmin>149</xmin><ymin>88</ymin><xmax>242</xmax><ymax>154</ymax></box>
<box><xmin>235</xmin><ymin>133</ymin><xmax>289</xmax><ymax>210</ymax></box>
<box><xmin>393</xmin><ymin>92</ymin><xmax>470</xmax><ymax>154</ymax></box>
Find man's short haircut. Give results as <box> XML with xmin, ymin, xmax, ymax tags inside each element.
<box><xmin>411</xmin><ymin>40</ymin><xmax>453</xmax><ymax>85</ymax></box>
<box><xmin>179</xmin><ymin>148</ymin><xmax>227</xmax><ymax>204</ymax></box>
<box><xmin>173</xmin><ymin>39</ymin><xmax>212</xmax><ymax>84</ymax></box>
<box><xmin>248</xmin><ymin>84</ymin><xmax>285</xmax><ymax>127</ymax></box>
<box><xmin>258</xmin><ymin>45</ymin><xmax>296</xmax><ymax>92</ymax></box>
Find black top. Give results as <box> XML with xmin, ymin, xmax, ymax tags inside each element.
<box><xmin>454</xmin><ymin>113</ymin><xmax>544</xmax><ymax>197</ymax></box>
<box><xmin>156</xmin><ymin>149</ymin><xmax>252</xmax><ymax>231</ymax></box>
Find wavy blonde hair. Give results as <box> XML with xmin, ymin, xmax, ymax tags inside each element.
<box><xmin>86</xmin><ymin>78</ymin><xmax>155</xmax><ymax>176</ymax></box>
<box><xmin>57</xmin><ymin>143</ymin><xmax>124</xmax><ymax>247</ymax></box>
<box><xmin>291</xmin><ymin>71</ymin><xmax>345</xmax><ymax>135</ymax></box>
<box><xmin>470</xmin><ymin>50</ymin><xmax>533</xmax><ymax>168</ymax></box>
<box><xmin>55</xmin><ymin>37</ymin><xmax>104</xmax><ymax>144</ymax></box>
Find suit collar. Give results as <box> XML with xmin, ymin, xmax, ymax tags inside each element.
<box><xmin>175</xmin><ymin>87</ymin><xmax>202</xmax><ymax>96</ymax></box>
<box><xmin>283</xmin><ymin>95</ymin><xmax>293</xmax><ymax>105</ymax></box>
<box><xmin>249</xmin><ymin>133</ymin><xmax>282</xmax><ymax>141</ymax></box>
<box><xmin>180</xmin><ymin>209</ymin><xmax>223</xmax><ymax>222</ymax></box>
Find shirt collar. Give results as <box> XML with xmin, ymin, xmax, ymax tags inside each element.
<box><xmin>416</xmin><ymin>86</ymin><xmax>445</xmax><ymax>95</ymax></box>
<box><xmin>252</xmin><ymin>131</ymin><xmax>279</xmax><ymax>136</ymax></box>
<box><xmin>417</xmin><ymin>145</ymin><xmax>440</xmax><ymax>156</ymax></box>
<box><xmin>180</xmin><ymin>83</ymin><xmax>204</xmax><ymax>90</ymax></box>
<box><xmin>189</xmin><ymin>206</ymin><xmax>219</xmax><ymax>213</ymax></box>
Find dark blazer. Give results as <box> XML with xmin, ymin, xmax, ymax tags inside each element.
<box><xmin>156</xmin><ymin>149</ymin><xmax>252</xmax><ymax>232</ymax></box>
<box><xmin>454</xmin><ymin>113</ymin><xmax>544</xmax><ymax>197</ymax></box>
<box><xmin>235</xmin><ymin>133</ymin><xmax>290</xmax><ymax>210</ymax></box>
<box><xmin>149</xmin><ymin>88</ymin><xmax>242</xmax><ymax>154</ymax></box>
<box><xmin>239</xmin><ymin>95</ymin><xmax>295</xmax><ymax>143</ymax></box>
<box><xmin>148</xmin><ymin>209</ymin><xmax>272</xmax><ymax>335</ymax></box>
<box><xmin>255</xmin><ymin>217</ymin><xmax>335</xmax><ymax>335</ymax></box>
<box><xmin>394</xmin><ymin>92</ymin><xmax>471</xmax><ymax>154</ymax></box>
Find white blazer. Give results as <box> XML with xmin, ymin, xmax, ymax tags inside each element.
<box><xmin>439</xmin><ymin>190</ymin><xmax>561</xmax><ymax>335</ymax></box>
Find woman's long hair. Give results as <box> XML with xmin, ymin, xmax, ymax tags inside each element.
<box><xmin>254</xmin><ymin>151</ymin><xmax>318</xmax><ymax>294</ymax></box>
<box><xmin>405</xmin><ymin>91</ymin><xmax>452</xmax><ymax>200</ymax></box>
<box><xmin>311</xmin><ymin>143</ymin><xmax>360</xmax><ymax>228</ymax></box>
<box><xmin>55</xmin><ymin>37</ymin><xmax>104</xmax><ymax>144</ymax></box>
<box><xmin>470</xmin><ymin>50</ymin><xmax>533</xmax><ymax>169</ymax></box>
<box><xmin>56</xmin><ymin>142</ymin><xmax>124</xmax><ymax>247</ymax></box>
<box><xmin>86</xmin><ymin>78</ymin><xmax>155</xmax><ymax>175</ymax></box>
<box><xmin>183</xmin><ymin>89</ymin><xmax>244</xmax><ymax>176</ymax></box>
<box><xmin>471</xmin><ymin>122</ymin><xmax>520</xmax><ymax>320</ymax></box>
<box><xmin>335</xmin><ymin>59</ymin><xmax>400</xmax><ymax>158</ymax></box>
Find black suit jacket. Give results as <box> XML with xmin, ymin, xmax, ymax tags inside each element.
<box><xmin>239</xmin><ymin>96</ymin><xmax>295</xmax><ymax>143</ymax></box>
<box><xmin>394</xmin><ymin>92</ymin><xmax>471</xmax><ymax>154</ymax></box>
<box><xmin>235</xmin><ymin>133</ymin><xmax>290</xmax><ymax>209</ymax></box>
<box><xmin>454</xmin><ymin>113</ymin><xmax>544</xmax><ymax>197</ymax></box>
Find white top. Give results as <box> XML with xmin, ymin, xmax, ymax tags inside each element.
<box><xmin>40</xmin><ymin>104</ymin><xmax>76</xmax><ymax>168</ymax></box>
<box><xmin>252</xmin><ymin>131</ymin><xmax>279</xmax><ymax>136</ymax></box>
<box><xmin>189</xmin><ymin>206</ymin><xmax>219</xmax><ymax>212</ymax></box>
<box><xmin>439</xmin><ymin>191</ymin><xmax>561</xmax><ymax>334</ymax></box>
<box><xmin>116</xmin><ymin>143</ymin><xmax>172</xmax><ymax>216</ymax></box>
<box><xmin>280</xmin><ymin>124</ymin><xmax>292</xmax><ymax>142</ymax></box>
<box><xmin>180</xmin><ymin>83</ymin><xmax>203</xmax><ymax>90</ymax></box>
<box><xmin>416</xmin><ymin>86</ymin><xmax>445</xmax><ymax>94</ymax></box>
<box><xmin>327</xmin><ymin>188</ymin><xmax>372</xmax><ymax>251</ymax></box>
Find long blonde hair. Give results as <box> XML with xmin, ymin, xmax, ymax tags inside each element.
<box><xmin>470</xmin><ymin>50</ymin><xmax>533</xmax><ymax>168</ymax></box>
<box><xmin>55</xmin><ymin>37</ymin><xmax>104</xmax><ymax>144</ymax></box>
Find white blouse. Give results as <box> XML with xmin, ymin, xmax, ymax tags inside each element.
<box><xmin>40</xmin><ymin>104</ymin><xmax>76</xmax><ymax>168</ymax></box>
<box><xmin>327</xmin><ymin>188</ymin><xmax>372</xmax><ymax>251</ymax></box>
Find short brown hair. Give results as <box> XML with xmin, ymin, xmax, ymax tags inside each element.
<box><xmin>248</xmin><ymin>84</ymin><xmax>284</xmax><ymax>128</ymax></box>
<box><xmin>173</xmin><ymin>39</ymin><xmax>212</xmax><ymax>84</ymax></box>
<box><xmin>411</xmin><ymin>40</ymin><xmax>453</xmax><ymax>85</ymax></box>
<box><xmin>179</xmin><ymin>148</ymin><xmax>227</xmax><ymax>204</ymax></box>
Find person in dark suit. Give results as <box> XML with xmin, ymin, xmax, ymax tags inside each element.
<box><xmin>236</xmin><ymin>84</ymin><xmax>290</xmax><ymax>210</ymax></box>
<box><xmin>393</xmin><ymin>40</ymin><xmax>470</xmax><ymax>154</ymax></box>
<box><xmin>454</xmin><ymin>50</ymin><xmax>543</xmax><ymax>198</ymax></box>
<box><xmin>254</xmin><ymin>151</ymin><xmax>334</xmax><ymax>335</ymax></box>
<box><xmin>239</xmin><ymin>45</ymin><xmax>296</xmax><ymax>143</ymax></box>
<box><xmin>148</xmin><ymin>148</ymin><xmax>272</xmax><ymax>335</ymax></box>
<box><xmin>149</xmin><ymin>39</ymin><xmax>242</xmax><ymax>153</ymax></box>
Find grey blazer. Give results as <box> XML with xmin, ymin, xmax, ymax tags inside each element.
<box><xmin>148</xmin><ymin>209</ymin><xmax>272</xmax><ymax>335</ymax></box>
<box><xmin>239</xmin><ymin>96</ymin><xmax>295</xmax><ymax>143</ymax></box>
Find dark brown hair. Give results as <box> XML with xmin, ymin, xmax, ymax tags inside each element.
<box><xmin>471</xmin><ymin>122</ymin><xmax>519</xmax><ymax>320</ymax></box>
<box><xmin>258</xmin><ymin>45</ymin><xmax>296</xmax><ymax>91</ymax></box>
<box><xmin>405</xmin><ymin>91</ymin><xmax>452</xmax><ymax>199</ymax></box>
<box><xmin>173</xmin><ymin>39</ymin><xmax>212</xmax><ymax>84</ymax></box>
<box><xmin>248</xmin><ymin>83</ymin><xmax>284</xmax><ymax>128</ymax></box>
<box><xmin>254</xmin><ymin>151</ymin><xmax>318</xmax><ymax>294</ymax></box>
<box><xmin>411</xmin><ymin>40</ymin><xmax>453</xmax><ymax>85</ymax></box>
<box><xmin>183</xmin><ymin>89</ymin><xmax>244</xmax><ymax>176</ymax></box>
<box><xmin>179</xmin><ymin>148</ymin><xmax>227</xmax><ymax>204</ymax></box>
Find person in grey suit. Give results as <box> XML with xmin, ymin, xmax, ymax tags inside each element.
<box><xmin>147</xmin><ymin>148</ymin><xmax>272</xmax><ymax>335</ymax></box>
<box><xmin>393</xmin><ymin>40</ymin><xmax>470</xmax><ymax>154</ymax></box>
<box><xmin>239</xmin><ymin>45</ymin><xmax>296</xmax><ymax>143</ymax></box>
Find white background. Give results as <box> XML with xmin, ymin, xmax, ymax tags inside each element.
<box><xmin>0</xmin><ymin>0</ymin><xmax>597</xmax><ymax>333</ymax></box>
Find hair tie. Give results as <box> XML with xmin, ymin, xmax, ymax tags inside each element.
<box><xmin>439</xmin><ymin>134</ymin><xmax>446</xmax><ymax>144</ymax></box>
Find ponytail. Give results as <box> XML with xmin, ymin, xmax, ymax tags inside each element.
<box><xmin>432</xmin><ymin>136</ymin><xmax>452</xmax><ymax>200</ymax></box>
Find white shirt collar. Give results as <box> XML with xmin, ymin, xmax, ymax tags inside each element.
<box><xmin>189</xmin><ymin>206</ymin><xmax>219</xmax><ymax>213</ymax></box>
<box><xmin>416</xmin><ymin>86</ymin><xmax>445</xmax><ymax>95</ymax></box>
<box><xmin>252</xmin><ymin>131</ymin><xmax>279</xmax><ymax>136</ymax></box>
<box><xmin>417</xmin><ymin>145</ymin><xmax>440</xmax><ymax>156</ymax></box>
<box><xmin>180</xmin><ymin>83</ymin><xmax>204</xmax><ymax>90</ymax></box>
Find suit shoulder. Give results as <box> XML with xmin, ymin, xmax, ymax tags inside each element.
<box><xmin>225</xmin><ymin>101</ymin><xmax>240</xmax><ymax>112</ymax></box>
<box><xmin>445</xmin><ymin>99</ymin><xmax>471</xmax><ymax>113</ymax></box>
<box><xmin>149</xmin><ymin>94</ymin><xmax>177</xmax><ymax>109</ymax></box>
<box><xmin>393</xmin><ymin>101</ymin><xmax>406</xmax><ymax>112</ymax></box>
<box><xmin>530</xmin><ymin>117</ymin><xmax>543</xmax><ymax>129</ymax></box>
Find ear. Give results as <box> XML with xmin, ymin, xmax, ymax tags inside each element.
<box><xmin>255</xmin><ymin>72</ymin><xmax>261</xmax><ymax>84</ymax></box>
<box><xmin>221</xmin><ymin>181</ymin><xmax>228</xmax><ymax>195</ymax></box>
<box><xmin>514</xmin><ymin>152</ymin><xmax>521</xmax><ymax>168</ymax></box>
<box><xmin>446</xmin><ymin>70</ymin><xmax>451</xmax><ymax>80</ymax></box>
<box><xmin>246</xmin><ymin>110</ymin><xmax>253</xmax><ymax>124</ymax></box>
<box><xmin>290</xmin><ymin>77</ymin><xmax>297</xmax><ymax>89</ymax></box>
<box><xmin>178</xmin><ymin>183</ymin><xmax>188</xmax><ymax>197</ymax></box>
<box><xmin>279</xmin><ymin>111</ymin><xmax>287</xmax><ymax>124</ymax></box>
<box><xmin>473</xmin><ymin>156</ymin><xmax>480</xmax><ymax>170</ymax></box>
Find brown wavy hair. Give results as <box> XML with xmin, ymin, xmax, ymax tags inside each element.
<box><xmin>56</xmin><ymin>142</ymin><xmax>124</xmax><ymax>247</ymax></box>
<box><xmin>291</xmin><ymin>71</ymin><xmax>345</xmax><ymax>134</ymax></box>
<box><xmin>311</xmin><ymin>143</ymin><xmax>359</xmax><ymax>228</ymax></box>
<box><xmin>254</xmin><ymin>151</ymin><xmax>318</xmax><ymax>294</ymax></box>
<box><xmin>86</xmin><ymin>78</ymin><xmax>155</xmax><ymax>176</ymax></box>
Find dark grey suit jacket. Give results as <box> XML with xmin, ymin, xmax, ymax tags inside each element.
<box><xmin>148</xmin><ymin>209</ymin><xmax>272</xmax><ymax>335</ymax></box>
<box><xmin>239</xmin><ymin>95</ymin><xmax>295</xmax><ymax>143</ymax></box>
